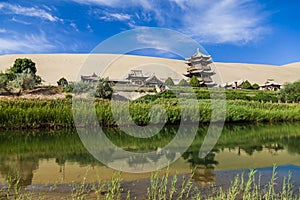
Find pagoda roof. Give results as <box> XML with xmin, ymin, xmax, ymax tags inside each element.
<box><xmin>187</xmin><ymin>69</ymin><xmax>204</xmax><ymax>74</ymax></box>
<box><xmin>81</xmin><ymin>73</ymin><xmax>99</xmax><ymax>81</ymax></box>
<box><xmin>205</xmin><ymin>82</ymin><xmax>217</xmax><ymax>87</ymax></box>
<box><xmin>260</xmin><ymin>79</ymin><xmax>281</xmax><ymax>87</ymax></box>
<box><xmin>202</xmin><ymin>70</ymin><xmax>215</xmax><ymax>74</ymax></box>
<box><xmin>145</xmin><ymin>75</ymin><xmax>163</xmax><ymax>85</ymax></box>
<box><xmin>185</xmin><ymin>48</ymin><xmax>211</xmax><ymax>61</ymax></box>
<box><xmin>187</xmin><ymin>66</ymin><xmax>203</xmax><ymax>71</ymax></box>
<box><xmin>126</xmin><ymin>75</ymin><xmax>148</xmax><ymax>80</ymax></box>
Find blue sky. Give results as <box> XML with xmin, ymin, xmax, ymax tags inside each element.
<box><xmin>0</xmin><ymin>0</ymin><xmax>299</xmax><ymax>65</ymax></box>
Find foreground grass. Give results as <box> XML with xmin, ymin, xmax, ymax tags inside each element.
<box><xmin>0</xmin><ymin>98</ymin><xmax>300</xmax><ymax>129</ymax></box>
<box><xmin>1</xmin><ymin>167</ymin><xmax>299</xmax><ymax>199</ymax></box>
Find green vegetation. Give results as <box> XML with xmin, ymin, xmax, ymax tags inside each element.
<box><xmin>0</xmin><ymin>167</ymin><xmax>298</xmax><ymax>199</ymax></box>
<box><xmin>1</xmin><ymin>123</ymin><xmax>300</xmax><ymax>199</ymax></box>
<box><xmin>252</xmin><ymin>83</ymin><xmax>260</xmax><ymax>90</ymax></box>
<box><xmin>2</xmin><ymin>122</ymin><xmax>300</xmax><ymax>161</ymax></box>
<box><xmin>62</xmin><ymin>77</ymin><xmax>114</xmax><ymax>99</ymax></box>
<box><xmin>189</xmin><ymin>76</ymin><xmax>200</xmax><ymax>87</ymax></box>
<box><xmin>0</xmin><ymin>58</ymin><xmax>42</xmax><ymax>95</ymax></box>
<box><xmin>57</xmin><ymin>77</ymin><xmax>68</xmax><ymax>86</ymax></box>
<box><xmin>0</xmin><ymin>96</ymin><xmax>300</xmax><ymax>129</ymax></box>
<box><xmin>93</xmin><ymin>77</ymin><xmax>114</xmax><ymax>99</ymax></box>
<box><xmin>164</xmin><ymin>77</ymin><xmax>175</xmax><ymax>86</ymax></box>
<box><xmin>242</xmin><ymin>80</ymin><xmax>252</xmax><ymax>89</ymax></box>
<box><xmin>279</xmin><ymin>80</ymin><xmax>300</xmax><ymax>103</ymax></box>
<box><xmin>178</xmin><ymin>79</ymin><xmax>189</xmax><ymax>86</ymax></box>
<box><xmin>138</xmin><ymin>88</ymin><xmax>279</xmax><ymax>102</ymax></box>
<box><xmin>241</xmin><ymin>80</ymin><xmax>260</xmax><ymax>90</ymax></box>
<box><xmin>7</xmin><ymin>58</ymin><xmax>42</xmax><ymax>85</ymax></box>
<box><xmin>146</xmin><ymin>167</ymin><xmax>298</xmax><ymax>200</ymax></box>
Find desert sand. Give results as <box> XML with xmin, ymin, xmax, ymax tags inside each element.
<box><xmin>0</xmin><ymin>54</ymin><xmax>299</xmax><ymax>86</ymax></box>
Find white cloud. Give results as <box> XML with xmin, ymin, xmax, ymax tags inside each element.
<box><xmin>71</xmin><ymin>0</ymin><xmax>121</xmax><ymax>7</ymax></box>
<box><xmin>12</xmin><ymin>17</ymin><xmax>32</xmax><ymax>25</ymax></box>
<box><xmin>87</xmin><ymin>24</ymin><xmax>93</xmax><ymax>32</ymax></box>
<box><xmin>71</xmin><ymin>0</ymin><xmax>269</xmax><ymax>44</ymax></box>
<box><xmin>100</xmin><ymin>12</ymin><xmax>131</xmax><ymax>21</ymax></box>
<box><xmin>70</xmin><ymin>22</ymin><xmax>79</xmax><ymax>32</ymax></box>
<box><xmin>0</xmin><ymin>2</ymin><xmax>60</xmax><ymax>22</ymax></box>
<box><xmin>0</xmin><ymin>32</ymin><xmax>56</xmax><ymax>54</ymax></box>
<box><xmin>178</xmin><ymin>0</ymin><xmax>269</xmax><ymax>44</ymax></box>
<box><xmin>0</xmin><ymin>29</ymin><xmax>6</xmax><ymax>33</ymax></box>
<box><xmin>71</xmin><ymin>0</ymin><xmax>152</xmax><ymax>9</ymax></box>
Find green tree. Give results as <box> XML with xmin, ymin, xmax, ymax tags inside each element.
<box><xmin>279</xmin><ymin>80</ymin><xmax>300</xmax><ymax>102</ymax></box>
<box><xmin>252</xmin><ymin>83</ymin><xmax>260</xmax><ymax>90</ymax></box>
<box><xmin>7</xmin><ymin>58</ymin><xmax>42</xmax><ymax>84</ymax></box>
<box><xmin>8</xmin><ymin>58</ymin><xmax>36</xmax><ymax>74</ymax></box>
<box><xmin>189</xmin><ymin>76</ymin><xmax>200</xmax><ymax>87</ymax></box>
<box><xmin>178</xmin><ymin>79</ymin><xmax>189</xmax><ymax>86</ymax></box>
<box><xmin>242</xmin><ymin>80</ymin><xmax>252</xmax><ymax>89</ymax></box>
<box><xmin>164</xmin><ymin>77</ymin><xmax>175</xmax><ymax>86</ymax></box>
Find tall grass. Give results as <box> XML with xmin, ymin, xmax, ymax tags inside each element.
<box><xmin>1</xmin><ymin>98</ymin><xmax>300</xmax><ymax>129</ymax></box>
<box><xmin>1</xmin><ymin>166</ymin><xmax>298</xmax><ymax>199</ymax></box>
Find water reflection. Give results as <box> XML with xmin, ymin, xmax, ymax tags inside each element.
<box><xmin>0</xmin><ymin>155</ymin><xmax>38</xmax><ymax>186</ymax></box>
<box><xmin>0</xmin><ymin>122</ymin><xmax>300</xmax><ymax>187</ymax></box>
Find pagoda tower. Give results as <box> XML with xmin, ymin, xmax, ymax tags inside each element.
<box><xmin>183</xmin><ymin>48</ymin><xmax>216</xmax><ymax>87</ymax></box>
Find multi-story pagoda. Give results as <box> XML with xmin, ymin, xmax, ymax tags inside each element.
<box><xmin>183</xmin><ymin>48</ymin><xmax>216</xmax><ymax>87</ymax></box>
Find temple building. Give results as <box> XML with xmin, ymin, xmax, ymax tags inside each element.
<box><xmin>126</xmin><ymin>70</ymin><xmax>148</xmax><ymax>85</ymax></box>
<box><xmin>81</xmin><ymin>72</ymin><xmax>99</xmax><ymax>82</ymax></box>
<box><xmin>260</xmin><ymin>79</ymin><xmax>281</xmax><ymax>91</ymax></box>
<box><xmin>144</xmin><ymin>74</ymin><xmax>163</xmax><ymax>86</ymax></box>
<box><xmin>81</xmin><ymin>70</ymin><xmax>163</xmax><ymax>86</ymax></box>
<box><xmin>183</xmin><ymin>48</ymin><xmax>216</xmax><ymax>87</ymax></box>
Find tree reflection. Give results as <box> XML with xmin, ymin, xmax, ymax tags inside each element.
<box><xmin>0</xmin><ymin>155</ymin><xmax>39</xmax><ymax>187</ymax></box>
<box><xmin>0</xmin><ymin>123</ymin><xmax>300</xmax><ymax>186</ymax></box>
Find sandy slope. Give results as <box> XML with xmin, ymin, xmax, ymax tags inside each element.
<box><xmin>0</xmin><ymin>54</ymin><xmax>299</xmax><ymax>85</ymax></box>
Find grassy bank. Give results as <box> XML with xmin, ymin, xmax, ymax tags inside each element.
<box><xmin>0</xmin><ymin>98</ymin><xmax>300</xmax><ymax>129</ymax></box>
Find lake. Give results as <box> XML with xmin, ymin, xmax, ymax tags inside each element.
<box><xmin>1</xmin><ymin>122</ymin><xmax>300</xmax><ymax>190</ymax></box>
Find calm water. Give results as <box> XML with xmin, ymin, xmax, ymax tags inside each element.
<box><xmin>1</xmin><ymin>122</ymin><xmax>300</xmax><ymax>188</ymax></box>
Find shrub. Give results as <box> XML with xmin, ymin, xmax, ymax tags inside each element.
<box><xmin>178</xmin><ymin>79</ymin><xmax>189</xmax><ymax>86</ymax></box>
<box><xmin>64</xmin><ymin>82</ymin><xmax>75</xmax><ymax>92</ymax></box>
<box><xmin>279</xmin><ymin>80</ymin><xmax>300</xmax><ymax>102</ymax></box>
<box><xmin>252</xmin><ymin>83</ymin><xmax>260</xmax><ymax>90</ymax></box>
<box><xmin>189</xmin><ymin>76</ymin><xmax>200</xmax><ymax>87</ymax></box>
<box><xmin>65</xmin><ymin>94</ymin><xmax>73</xmax><ymax>99</ymax></box>
<box><xmin>0</xmin><ymin>73</ymin><xmax>8</xmax><ymax>88</ymax></box>
<box><xmin>8</xmin><ymin>73</ymin><xmax>36</xmax><ymax>91</ymax></box>
<box><xmin>72</xmin><ymin>81</ymin><xmax>92</xmax><ymax>93</ymax></box>
<box><xmin>93</xmin><ymin>77</ymin><xmax>114</xmax><ymax>99</ymax></box>
<box><xmin>57</xmin><ymin>77</ymin><xmax>69</xmax><ymax>86</ymax></box>
<box><xmin>242</xmin><ymin>80</ymin><xmax>252</xmax><ymax>89</ymax></box>
<box><xmin>164</xmin><ymin>77</ymin><xmax>175</xmax><ymax>86</ymax></box>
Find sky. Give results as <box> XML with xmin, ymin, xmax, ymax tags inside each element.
<box><xmin>0</xmin><ymin>0</ymin><xmax>300</xmax><ymax>65</ymax></box>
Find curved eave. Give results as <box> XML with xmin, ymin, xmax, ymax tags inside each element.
<box><xmin>205</xmin><ymin>82</ymin><xmax>217</xmax><ymax>87</ymax></box>
<box><xmin>202</xmin><ymin>71</ymin><xmax>215</xmax><ymax>75</ymax></box>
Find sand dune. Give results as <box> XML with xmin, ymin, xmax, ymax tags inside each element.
<box><xmin>0</xmin><ymin>54</ymin><xmax>299</xmax><ymax>85</ymax></box>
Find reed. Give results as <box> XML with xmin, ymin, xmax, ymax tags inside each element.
<box><xmin>1</xmin><ymin>98</ymin><xmax>300</xmax><ymax>129</ymax></box>
<box><xmin>1</xmin><ymin>164</ymin><xmax>299</xmax><ymax>199</ymax></box>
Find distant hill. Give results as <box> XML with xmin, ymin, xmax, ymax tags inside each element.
<box><xmin>0</xmin><ymin>54</ymin><xmax>299</xmax><ymax>85</ymax></box>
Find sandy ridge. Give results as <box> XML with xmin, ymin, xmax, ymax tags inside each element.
<box><xmin>0</xmin><ymin>54</ymin><xmax>299</xmax><ymax>85</ymax></box>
